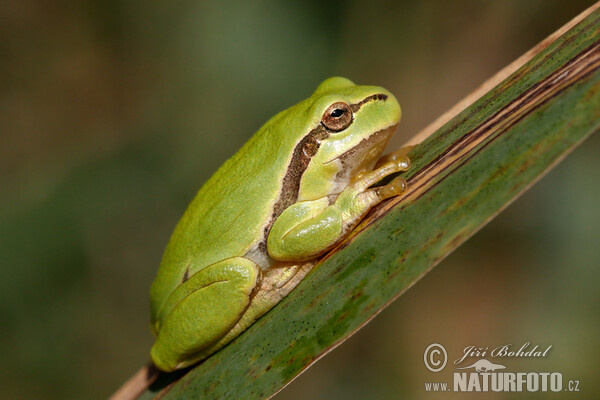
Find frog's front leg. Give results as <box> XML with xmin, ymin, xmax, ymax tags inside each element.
<box><xmin>267</xmin><ymin>158</ymin><xmax>410</xmax><ymax>261</ymax></box>
<box><xmin>150</xmin><ymin>257</ymin><xmax>260</xmax><ymax>371</ymax></box>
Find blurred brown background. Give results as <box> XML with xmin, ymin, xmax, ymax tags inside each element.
<box><xmin>1</xmin><ymin>1</ymin><xmax>598</xmax><ymax>399</ymax></box>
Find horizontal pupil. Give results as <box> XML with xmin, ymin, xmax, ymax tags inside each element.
<box><xmin>331</xmin><ymin>109</ymin><xmax>344</xmax><ymax>118</ymax></box>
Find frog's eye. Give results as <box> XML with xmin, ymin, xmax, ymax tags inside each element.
<box><xmin>321</xmin><ymin>102</ymin><xmax>353</xmax><ymax>131</ymax></box>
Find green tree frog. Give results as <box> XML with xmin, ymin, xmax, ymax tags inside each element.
<box><xmin>149</xmin><ymin>77</ymin><xmax>411</xmax><ymax>371</ymax></box>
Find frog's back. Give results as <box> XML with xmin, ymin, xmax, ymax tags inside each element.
<box><xmin>150</xmin><ymin>101</ymin><xmax>312</xmax><ymax>309</ymax></box>
<box><xmin>172</xmin><ymin>129</ymin><xmax>288</xmax><ymax>266</ymax></box>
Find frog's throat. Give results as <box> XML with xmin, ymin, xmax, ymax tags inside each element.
<box><xmin>326</xmin><ymin>123</ymin><xmax>397</xmax><ymax>173</ymax></box>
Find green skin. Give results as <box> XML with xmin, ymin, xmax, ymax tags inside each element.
<box><xmin>149</xmin><ymin>77</ymin><xmax>410</xmax><ymax>371</ymax></box>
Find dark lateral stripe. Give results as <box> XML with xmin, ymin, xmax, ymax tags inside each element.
<box><xmin>259</xmin><ymin>124</ymin><xmax>329</xmax><ymax>253</ymax></box>
<box><xmin>363</xmin><ymin>40</ymin><xmax>600</xmax><ymax>227</ymax></box>
<box><xmin>272</xmin><ymin>125</ymin><xmax>330</xmax><ymax>219</ymax></box>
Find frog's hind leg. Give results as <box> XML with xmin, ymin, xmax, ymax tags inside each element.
<box><xmin>150</xmin><ymin>257</ymin><xmax>260</xmax><ymax>372</ymax></box>
<box><xmin>197</xmin><ymin>262</ymin><xmax>314</xmax><ymax>358</ymax></box>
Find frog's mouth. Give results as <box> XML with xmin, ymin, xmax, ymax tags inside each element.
<box><xmin>328</xmin><ymin>124</ymin><xmax>398</xmax><ymax>181</ymax></box>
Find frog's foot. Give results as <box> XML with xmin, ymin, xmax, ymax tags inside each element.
<box><xmin>150</xmin><ymin>257</ymin><xmax>260</xmax><ymax>372</ymax></box>
<box><xmin>349</xmin><ymin>152</ymin><xmax>410</xmax><ymax>200</ymax></box>
<box><xmin>374</xmin><ymin>175</ymin><xmax>408</xmax><ymax>200</ymax></box>
<box><xmin>329</xmin><ymin>157</ymin><xmax>408</xmax><ymax>223</ymax></box>
<box><xmin>375</xmin><ymin>145</ymin><xmax>415</xmax><ymax>169</ymax></box>
<box><xmin>251</xmin><ymin>262</ymin><xmax>314</xmax><ymax>312</ymax></box>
